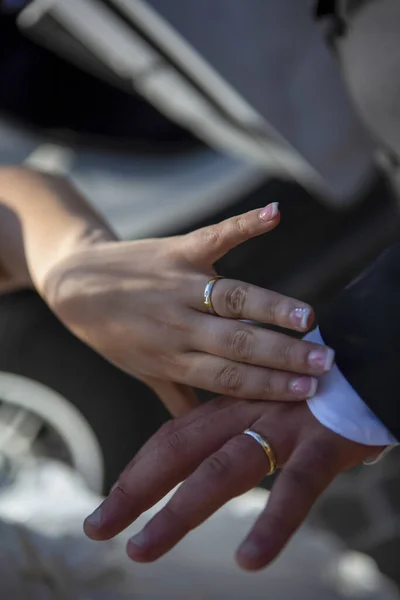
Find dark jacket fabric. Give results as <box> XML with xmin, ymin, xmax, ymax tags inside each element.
<box><xmin>320</xmin><ymin>244</ymin><xmax>400</xmax><ymax>440</ymax></box>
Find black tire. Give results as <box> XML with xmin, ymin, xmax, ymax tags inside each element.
<box><xmin>0</xmin><ymin>290</ymin><xmax>169</xmax><ymax>493</ymax></box>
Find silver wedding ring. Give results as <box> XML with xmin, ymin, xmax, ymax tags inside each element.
<box><xmin>203</xmin><ymin>276</ymin><xmax>224</xmax><ymax>315</ymax></box>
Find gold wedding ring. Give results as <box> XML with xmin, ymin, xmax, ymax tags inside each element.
<box><xmin>243</xmin><ymin>429</ymin><xmax>277</xmax><ymax>476</ymax></box>
<box><xmin>203</xmin><ymin>276</ymin><xmax>224</xmax><ymax>315</ymax></box>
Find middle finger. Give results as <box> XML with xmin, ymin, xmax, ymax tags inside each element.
<box><xmin>193</xmin><ymin>314</ymin><xmax>334</xmax><ymax>376</ymax></box>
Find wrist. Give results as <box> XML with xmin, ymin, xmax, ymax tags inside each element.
<box><xmin>33</xmin><ymin>220</ymin><xmax>117</xmax><ymax>302</ymax></box>
<box><xmin>0</xmin><ymin>167</ymin><xmax>118</xmax><ymax>294</ymax></box>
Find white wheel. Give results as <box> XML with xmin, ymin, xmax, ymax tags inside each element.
<box><xmin>0</xmin><ymin>371</ymin><xmax>104</xmax><ymax>493</ymax></box>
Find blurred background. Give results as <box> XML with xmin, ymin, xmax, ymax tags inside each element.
<box><xmin>0</xmin><ymin>0</ymin><xmax>400</xmax><ymax>597</ymax></box>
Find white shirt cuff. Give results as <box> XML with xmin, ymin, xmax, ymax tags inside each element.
<box><xmin>306</xmin><ymin>328</ymin><xmax>398</xmax><ymax>446</ymax></box>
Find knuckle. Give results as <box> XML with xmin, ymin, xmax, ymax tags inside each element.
<box><xmin>173</xmin><ymin>354</ymin><xmax>192</xmax><ymax>379</ymax></box>
<box><xmin>162</xmin><ymin>504</ymin><xmax>183</xmax><ymax>526</ymax></box>
<box><xmin>122</xmin><ymin>453</ymin><xmax>142</xmax><ymax>476</ymax></box>
<box><xmin>160</xmin><ymin>504</ymin><xmax>189</xmax><ymax>533</ymax></box>
<box><xmin>216</xmin><ymin>364</ymin><xmax>243</xmax><ymax>393</ymax></box>
<box><xmin>262</xmin><ymin>372</ymin><xmax>274</xmax><ymax>397</ymax></box>
<box><xmin>155</xmin><ymin>350</ymin><xmax>187</xmax><ymax>380</ymax></box>
<box><xmin>224</xmin><ymin>285</ymin><xmax>248</xmax><ymax>317</ymax></box>
<box><xmin>228</xmin><ymin>328</ymin><xmax>254</xmax><ymax>361</ymax></box>
<box><xmin>234</xmin><ymin>217</ymin><xmax>249</xmax><ymax>235</ymax></box>
<box><xmin>205</xmin><ymin>451</ymin><xmax>232</xmax><ymax>479</ymax></box>
<box><xmin>276</xmin><ymin>342</ymin><xmax>294</xmax><ymax>366</ymax></box>
<box><xmin>112</xmin><ymin>481</ymin><xmax>131</xmax><ymax>501</ymax></box>
<box><xmin>157</xmin><ymin>419</ymin><xmax>177</xmax><ymax>438</ymax></box>
<box><xmin>166</xmin><ymin>430</ymin><xmax>186</xmax><ymax>453</ymax></box>
<box><xmin>202</xmin><ymin>225</ymin><xmax>221</xmax><ymax>249</ymax></box>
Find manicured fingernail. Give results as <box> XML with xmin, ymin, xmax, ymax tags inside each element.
<box><xmin>259</xmin><ymin>202</ymin><xmax>279</xmax><ymax>222</ymax></box>
<box><xmin>86</xmin><ymin>505</ymin><xmax>103</xmax><ymax>528</ymax></box>
<box><xmin>290</xmin><ymin>376</ymin><xmax>318</xmax><ymax>398</ymax></box>
<box><xmin>129</xmin><ymin>530</ymin><xmax>149</xmax><ymax>549</ymax></box>
<box><xmin>308</xmin><ymin>347</ymin><xmax>335</xmax><ymax>373</ymax></box>
<box><xmin>290</xmin><ymin>307</ymin><xmax>313</xmax><ymax>330</ymax></box>
<box><xmin>238</xmin><ymin>539</ymin><xmax>261</xmax><ymax>559</ymax></box>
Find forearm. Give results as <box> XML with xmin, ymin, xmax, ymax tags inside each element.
<box><xmin>0</xmin><ymin>167</ymin><xmax>117</xmax><ymax>293</ymax></box>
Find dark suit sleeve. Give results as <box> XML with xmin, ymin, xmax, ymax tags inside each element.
<box><xmin>319</xmin><ymin>243</ymin><xmax>400</xmax><ymax>440</ymax></box>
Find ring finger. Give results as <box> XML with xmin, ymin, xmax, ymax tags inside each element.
<box><xmin>126</xmin><ymin>430</ymin><xmax>286</xmax><ymax>563</ymax></box>
<box><xmin>191</xmin><ymin>276</ymin><xmax>314</xmax><ymax>332</ymax></box>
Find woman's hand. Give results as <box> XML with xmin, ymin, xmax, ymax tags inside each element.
<box><xmin>84</xmin><ymin>399</ymin><xmax>381</xmax><ymax>570</ymax></box>
<box><xmin>0</xmin><ymin>168</ymin><xmax>332</xmax><ymax>416</ymax></box>
<box><xmin>42</xmin><ymin>203</ymin><xmax>334</xmax><ymax>416</ymax></box>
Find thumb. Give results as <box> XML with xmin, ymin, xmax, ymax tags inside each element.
<box><xmin>183</xmin><ymin>202</ymin><xmax>280</xmax><ymax>266</ymax></box>
<box><xmin>146</xmin><ymin>378</ymin><xmax>199</xmax><ymax>417</ymax></box>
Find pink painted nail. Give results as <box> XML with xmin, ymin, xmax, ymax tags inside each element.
<box><xmin>308</xmin><ymin>348</ymin><xmax>335</xmax><ymax>373</ymax></box>
<box><xmin>259</xmin><ymin>202</ymin><xmax>279</xmax><ymax>222</ymax></box>
<box><xmin>290</xmin><ymin>376</ymin><xmax>318</xmax><ymax>398</ymax></box>
<box><xmin>290</xmin><ymin>307</ymin><xmax>313</xmax><ymax>330</ymax></box>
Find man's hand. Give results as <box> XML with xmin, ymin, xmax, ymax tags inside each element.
<box><xmin>84</xmin><ymin>398</ymin><xmax>381</xmax><ymax>570</ymax></box>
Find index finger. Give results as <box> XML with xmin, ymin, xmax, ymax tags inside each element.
<box><xmin>183</xmin><ymin>203</ymin><xmax>281</xmax><ymax>265</ymax></box>
<box><xmin>236</xmin><ymin>438</ymin><xmax>340</xmax><ymax>571</ymax></box>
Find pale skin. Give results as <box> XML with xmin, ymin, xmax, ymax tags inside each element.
<box><xmin>0</xmin><ymin>167</ymin><xmax>335</xmax><ymax>416</ymax></box>
<box><xmin>84</xmin><ymin>398</ymin><xmax>382</xmax><ymax>571</ymax></box>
